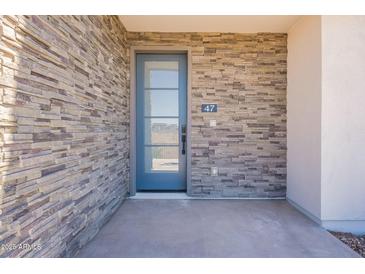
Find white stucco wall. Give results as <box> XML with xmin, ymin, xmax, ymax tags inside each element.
<box><xmin>321</xmin><ymin>16</ymin><xmax>365</xmax><ymax>232</ymax></box>
<box><xmin>287</xmin><ymin>16</ymin><xmax>322</xmax><ymax>220</ymax></box>
<box><xmin>288</xmin><ymin>15</ymin><xmax>365</xmax><ymax>233</ymax></box>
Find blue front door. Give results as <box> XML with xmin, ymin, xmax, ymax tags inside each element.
<box><xmin>136</xmin><ymin>54</ymin><xmax>187</xmax><ymax>191</ymax></box>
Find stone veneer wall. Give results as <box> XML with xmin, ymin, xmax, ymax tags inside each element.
<box><xmin>0</xmin><ymin>16</ymin><xmax>129</xmax><ymax>257</ymax></box>
<box><xmin>128</xmin><ymin>32</ymin><xmax>287</xmax><ymax>197</ymax></box>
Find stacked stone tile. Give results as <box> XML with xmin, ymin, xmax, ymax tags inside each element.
<box><xmin>128</xmin><ymin>32</ymin><xmax>287</xmax><ymax>198</ymax></box>
<box><xmin>0</xmin><ymin>16</ymin><xmax>129</xmax><ymax>257</ymax></box>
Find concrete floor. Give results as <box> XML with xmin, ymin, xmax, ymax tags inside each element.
<box><xmin>76</xmin><ymin>199</ymin><xmax>359</xmax><ymax>258</ymax></box>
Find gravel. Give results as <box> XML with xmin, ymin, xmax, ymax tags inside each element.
<box><xmin>330</xmin><ymin>231</ymin><xmax>365</xmax><ymax>258</ymax></box>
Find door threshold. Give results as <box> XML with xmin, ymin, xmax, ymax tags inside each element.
<box><xmin>129</xmin><ymin>192</ymin><xmax>190</xmax><ymax>200</ymax></box>
<box><xmin>128</xmin><ymin>192</ymin><xmax>286</xmax><ymax>200</ymax></box>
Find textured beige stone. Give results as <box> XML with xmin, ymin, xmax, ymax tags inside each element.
<box><xmin>0</xmin><ymin>16</ymin><xmax>129</xmax><ymax>258</ymax></box>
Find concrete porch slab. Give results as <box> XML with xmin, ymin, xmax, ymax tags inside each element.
<box><xmin>76</xmin><ymin>200</ymin><xmax>359</xmax><ymax>258</ymax></box>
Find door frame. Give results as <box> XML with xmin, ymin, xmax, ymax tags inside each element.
<box><xmin>129</xmin><ymin>46</ymin><xmax>192</xmax><ymax>196</ymax></box>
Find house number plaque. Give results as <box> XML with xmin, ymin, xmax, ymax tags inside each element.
<box><xmin>201</xmin><ymin>104</ymin><xmax>218</xmax><ymax>112</ymax></box>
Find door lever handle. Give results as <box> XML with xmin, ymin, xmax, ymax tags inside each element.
<box><xmin>181</xmin><ymin>125</ymin><xmax>186</xmax><ymax>155</ymax></box>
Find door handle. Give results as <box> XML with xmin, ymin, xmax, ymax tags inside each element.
<box><xmin>181</xmin><ymin>125</ymin><xmax>186</xmax><ymax>155</ymax></box>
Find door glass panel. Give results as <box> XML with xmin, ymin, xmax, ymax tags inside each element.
<box><xmin>144</xmin><ymin>61</ymin><xmax>179</xmax><ymax>88</ymax></box>
<box><xmin>145</xmin><ymin>90</ymin><xmax>179</xmax><ymax>117</ymax></box>
<box><xmin>144</xmin><ymin>118</ymin><xmax>179</xmax><ymax>145</ymax></box>
<box><xmin>145</xmin><ymin>146</ymin><xmax>179</xmax><ymax>172</ymax></box>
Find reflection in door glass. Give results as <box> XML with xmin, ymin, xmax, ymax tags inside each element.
<box><xmin>144</xmin><ymin>61</ymin><xmax>179</xmax><ymax>88</ymax></box>
<box><xmin>144</xmin><ymin>118</ymin><xmax>179</xmax><ymax>145</ymax></box>
<box><xmin>145</xmin><ymin>146</ymin><xmax>179</xmax><ymax>172</ymax></box>
<box><xmin>144</xmin><ymin>90</ymin><xmax>179</xmax><ymax>117</ymax></box>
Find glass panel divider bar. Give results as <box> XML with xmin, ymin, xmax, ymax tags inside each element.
<box><xmin>144</xmin><ymin>144</ymin><xmax>179</xmax><ymax>147</ymax></box>
<box><xmin>144</xmin><ymin>88</ymin><xmax>179</xmax><ymax>90</ymax></box>
<box><xmin>144</xmin><ymin>116</ymin><xmax>179</xmax><ymax>119</ymax></box>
